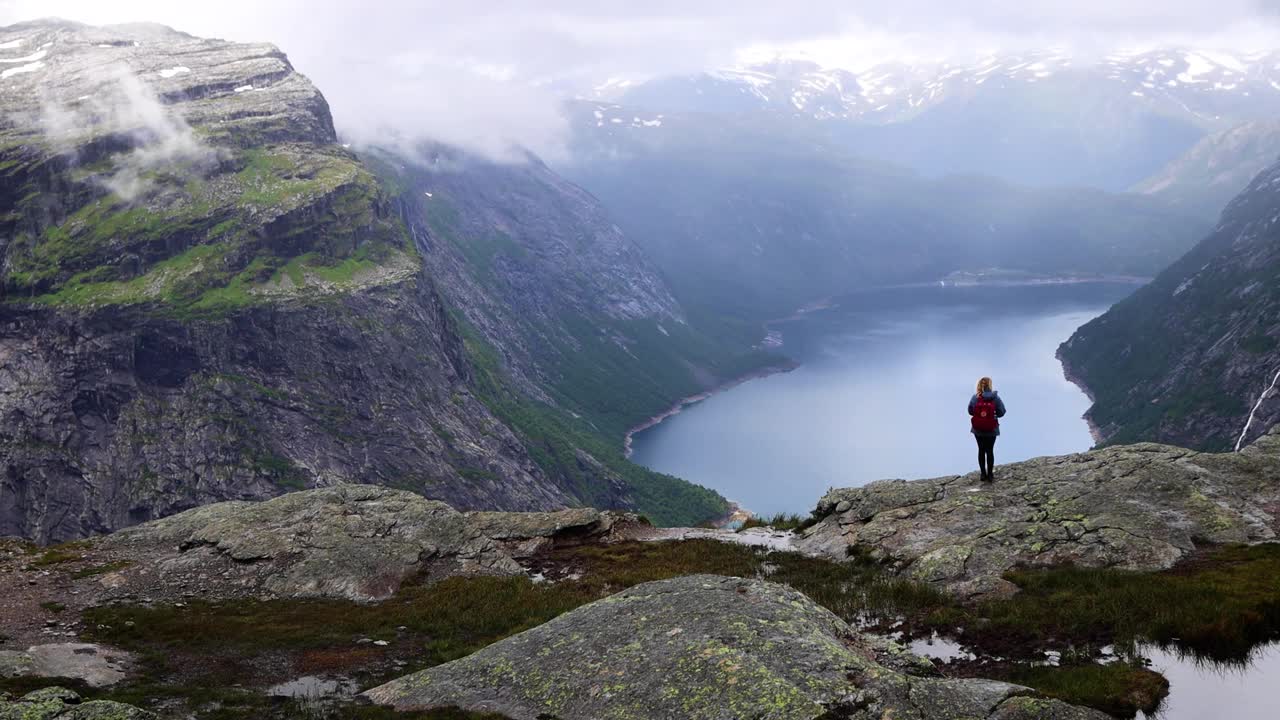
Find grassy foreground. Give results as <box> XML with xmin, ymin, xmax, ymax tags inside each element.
<box><xmin>6</xmin><ymin>541</ymin><xmax>1280</xmax><ymax>718</ymax></box>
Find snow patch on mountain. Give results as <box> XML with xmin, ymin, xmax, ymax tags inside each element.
<box><xmin>614</xmin><ymin>48</ymin><xmax>1280</xmax><ymax>127</ymax></box>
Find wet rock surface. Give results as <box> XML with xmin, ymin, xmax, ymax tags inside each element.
<box><xmin>364</xmin><ymin>575</ymin><xmax>1108</xmax><ymax>720</ymax></box>
<box><xmin>798</xmin><ymin>428</ymin><xmax>1280</xmax><ymax>598</ymax></box>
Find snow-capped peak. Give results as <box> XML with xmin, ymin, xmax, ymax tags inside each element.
<box><xmin>618</xmin><ymin>48</ymin><xmax>1280</xmax><ymax>126</ymax></box>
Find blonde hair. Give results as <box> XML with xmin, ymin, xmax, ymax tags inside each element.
<box><xmin>976</xmin><ymin>377</ymin><xmax>993</xmax><ymax>396</ymax></box>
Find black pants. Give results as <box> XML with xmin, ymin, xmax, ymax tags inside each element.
<box><xmin>976</xmin><ymin>435</ymin><xmax>996</xmax><ymax>476</ymax></box>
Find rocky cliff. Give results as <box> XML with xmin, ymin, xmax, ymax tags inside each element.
<box><xmin>372</xmin><ymin>145</ymin><xmax>779</xmax><ymax>437</ymax></box>
<box><xmin>1135</xmin><ymin>120</ymin><xmax>1280</xmax><ymax>220</ymax></box>
<box><xmin>0</xmin><ymin>20</ymin><xmax>728</xmax><ymax>542</ymax></box>
<box><xmin>1060</xmin><ymin>155</ymin><xmax>1280</xmax><ymax>450</ymax></box>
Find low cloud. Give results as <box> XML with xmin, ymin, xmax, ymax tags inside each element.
<box><xmin>5</xmin><ymin>1</ymin><xmax>1280</xmax><ymax>162</ymax></box>
<box><xmin>321</xmin><ymin>48</ymin><xmax>571</xmax><ymax>163</ymax></box>
<box><xmin>39</xmin><ymin>63</ymin><xmax>220</xmax><ymax>201</ymax></box>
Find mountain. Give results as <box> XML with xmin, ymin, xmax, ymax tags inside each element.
<box><xmin>367</xmin><ymin>146</ymin><xmax>777</xmax><ymax>434</ymax></box>
<box><xmin>561</xmin><ymin>101</ymin><xmax>1211</xmax><ymax>318</ymax></box>
<box><xmin>606</xmin><ymin>50</ymin><xmax>1280</xmax><ymax>190</ymax></box>
<box><xmin>1134</xmin><ymin>120</ymin><xmax>1280</xmax><ymax>220</ymax></box>
<box><xmin>607</xmin><ymin>51</ymin><xmax>1280</xmax><ymax>125</ymax></box>
<box><xmin>1060</xmin><ymin>157</ymin><xmax>1280</xmax><ymax>450</ymax></box>
<box><xmin>0</xmin><ymin>20</ymin><xmax>743</xmax><ymax>541</ymax></box>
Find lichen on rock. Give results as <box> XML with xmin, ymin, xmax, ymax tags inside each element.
<box><xmin>798</xmin><ymin>428</ymin><xmax>1280</xmax><ymax>598</ymax></box>
<box><xmin>100</xmin><ymin>484</ymin><xmax>639</xmax><ymax>602</ymax></box>
<box><xmin>0</xmin><ymin>687</ymin><xmax>154</xmax><ymax>720</ymax></box>
<box><xmin>364</xmin><ymin>575</ymin><xmax>1108</xmax><ymax>720</ymax></box>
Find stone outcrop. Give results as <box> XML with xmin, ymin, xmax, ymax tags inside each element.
<box><xmin>99</xmin><ymin>484</ymin><xmax>639</xmax><ymax>602</ymax></box>
<box><xmin>797</xmin><ymin>428</ymin><xmax>1280</xmax><ymax>598</ymax></box>
<box><xmin>0</xmin><ymin>687</ymin><xmax>153</xmax><ymax>719</ymax></box>
<box><xmin>0</xmin><ymin>486</ymin><xmax>642</xmax><ymax>649</ymax></box>
<box><xmin>0</xmin><ymin>644</ymin><xmax>129</xmax><ymax>688</ymax></box>
<box><xmin>364</xmin><ymin>575</ymin><xmax>1108</xmax><ymax>720</ymax></box>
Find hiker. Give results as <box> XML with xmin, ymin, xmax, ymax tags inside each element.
<box><xmin>968</xmin><ymin>376</ymin><xmax>1006</xmax><ymax>482</ymax></box>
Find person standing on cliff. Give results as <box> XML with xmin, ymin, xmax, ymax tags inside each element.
<box><xmin>969</xmin><ymin>377</ymin><xmax>1006</xmax><ymax>482</ymax></box>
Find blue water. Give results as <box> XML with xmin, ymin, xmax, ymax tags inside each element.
<box><xmin>629</xmin><ymin>283</ymin><xmax>1138</xmax><ymax>516</ymax></box>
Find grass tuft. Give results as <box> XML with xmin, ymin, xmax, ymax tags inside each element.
<box><xmin>738</xmin><ymin>512</ymin><xmax>816</xmax><ymax>532</ymax></box>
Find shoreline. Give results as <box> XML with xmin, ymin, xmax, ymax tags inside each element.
<box><xmin>887</xmin><ymin>274</ymin><xmax>1152</xmax><ymax>291</ymax></box>
<box><xmin>622</xmin><ymin>359</ymin><xmax>801</xmax><ymax>459</ymax></box>
<box><xmin>1057</xmin><ymin>346</ymin><xmax>1105</xmax><ymax>446</ymax></box>
<box><xmin>713</xmin><ymin>501</ymin><xmax>754</xmax><ymax>529</ymax></box>
<box><xmin>624</xmin><ymin>296</ymin><xmax>824</xmax><ymax>461</ymax></box>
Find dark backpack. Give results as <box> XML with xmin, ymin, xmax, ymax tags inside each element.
<box><xmin>972</xmin><ymin>395</ymin><xmax>999</xmax><ymax>433</ymax></box>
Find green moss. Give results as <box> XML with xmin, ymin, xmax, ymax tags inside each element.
<box><xmin>9</xmin><ymin>143</ymin><xmax>415</xmax><ymax>315</ymax></box>
<box><xmin>34</xmin><ymin>243</ymin><xmax>232</xmax><ymax>307</ymax></box>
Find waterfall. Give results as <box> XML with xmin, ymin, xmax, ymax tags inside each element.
<box><xmin>1235</xmin><ymin>367</ymin><xmax>1280</xmax><ymax>452</ymax></box>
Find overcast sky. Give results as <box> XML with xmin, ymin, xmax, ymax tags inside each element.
<box><xmin>4</xmin><ymin>1</ymin><xmax>1280</xmax><ymax>158</ymax></box>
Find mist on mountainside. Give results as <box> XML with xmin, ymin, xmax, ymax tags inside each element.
<box><xmin>4</xmin><ymin>4</ymin><xmax>1280</xmax><ymax>720</ymax></box>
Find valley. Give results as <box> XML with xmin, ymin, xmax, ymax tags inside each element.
<box><xmin>629</xmin><ymin>283</ymin><xmax>1134</xmax><ymax>517</ymax></box>
<box><xmin>2</xmin><ymin>8</ymin><xmax>1280</xmax><ymax>720</ymax></box>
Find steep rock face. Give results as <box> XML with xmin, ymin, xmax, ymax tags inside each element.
<box><xmin>0</xmin><ymin>19</ymin><xmax>401</xmax><ymax>302</ymax></box>
<box><xmin>405</xmin><ymin>147</ymin><xmax>682</xmax><ymax>328</ymax></box>
<box><xmin>365</xmin><ymin>575</ymin><xmax>1108</xmax><ymax>720</ymax></box>
<box><xmin>0</xmin><ymin>274</ymin><xmax>591</xmax><ymax>543</ymax></box>
<box><xmin>375</xmin><ymin>146</ymin><xmax>772</xmax><ymax>435</ymax></box>
<box><xmin>797</xmin><ymin>429</ymin><xmax>1280</xmax><ymax>598</ymax></box>
<box><xmin>0</xmin><ymin>20</ymin><xmax>663</xmax><ymax>542</ymax></box>
<box><xmin>1061</xmin><ymin>158</ymin><xmax>1280</xmax><ymax>450</ymax></box>
<box><xmin>1135</xmin><ymin>120</ymin><xmax>1280</xmax><ymax>220</ymax></box>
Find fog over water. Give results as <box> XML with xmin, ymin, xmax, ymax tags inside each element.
<box><xmin>629</xmin><ymin>283</ymin><xmax>1138</xmax><ymax>516</ymax></box>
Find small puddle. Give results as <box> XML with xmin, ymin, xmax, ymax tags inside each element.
<box><xmin>1138</xmin><ymin>642</ymin><xmax>1280</xmax><ymax>720</ymax></box>
<box><xmin>266</xmin><ymin>675</ymin><xmax>360</xmax><ymax>700</ymax></box>
<box><xmin>906</xmin><ymin>632</ymin><xmax>975</xmax><ymax>664</ymax></box>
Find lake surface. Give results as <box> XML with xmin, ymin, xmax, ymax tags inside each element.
<box><xmin>629</xmin><ymin>283</ymin><xmax>1138</xmax><ymax>517</ymax></box>
<box><xmin>1138</xmin><ymin>643</ymin><xmax>1280</xmax><ymax>720</ymax></box>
